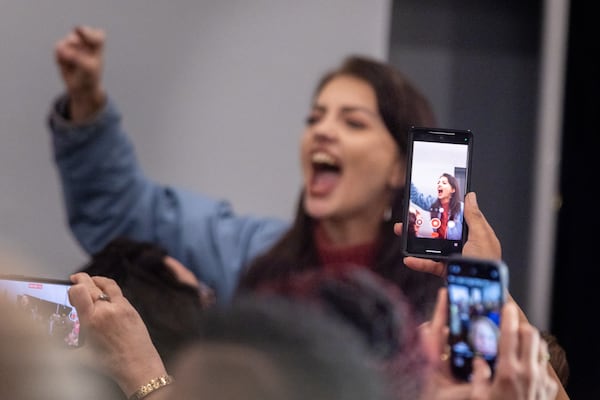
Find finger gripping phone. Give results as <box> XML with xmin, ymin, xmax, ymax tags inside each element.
<box><xmin>0</xmin><ymin>275</ymin><xmax>83</xmax><ymax>348</ymax></box>
<box><xmin>446</xmin><ymin>256</ymin><xmax>508</xmax><ymax>381</ymax></box>
<box><xmin>401</xmin><ymin>126</ymin><xmax>473</xmax><ymax>260</ymax></box>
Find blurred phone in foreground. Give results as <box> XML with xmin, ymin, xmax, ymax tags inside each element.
<box><xmin>446</xmin><ymin>256</ymin><xmax>508</xmax><ymax>381</ymax></box>
<box><xmin>0</xmin><ymin>275</ymin><xmax>82</xmax><ymax>348</ymax></box>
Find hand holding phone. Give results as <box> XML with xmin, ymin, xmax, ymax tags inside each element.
<box><xmin>401</xmin><ymin>126</ymin><xmax>473</xmax><ymax>260</ymax></box>
<box><xmin>446</xmin><ymin>256</ymin><xmax>508</xmax><ymax>381</ymax></box>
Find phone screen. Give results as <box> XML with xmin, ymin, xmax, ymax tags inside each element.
<box><xmin>402</xmin><ymin>126</ymin><xmax>473</xmax><ymax>260</ymax></box>
<box><xmin>446</xmin><ymin>257</ymin><xmax>508</xmax><ymax>381</ymax></box>
<box><xmin>0</xmin><ymin>275</ymin><xmax>82</xmax><ymax>348</ymax></box>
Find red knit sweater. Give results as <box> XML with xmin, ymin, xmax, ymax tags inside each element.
<box><xmin>314</xmin><ymin>224</ymin><xmax>378</xmax><ymax>270</ymax></box>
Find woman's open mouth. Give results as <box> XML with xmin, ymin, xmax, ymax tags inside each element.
<box><xmin>309</xmin><ymin>151</ymin><xmax>342</xmax><ymax>196</ymax></box>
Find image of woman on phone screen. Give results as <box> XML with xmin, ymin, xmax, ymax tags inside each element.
<box><xmin>468</xmin><ymin>315</ymin><xmax>499</xmax><ymax>358</ymax></box>
<box><xmin>412</xmin><ymin>172</ymin><xmax>464</xmax><ymax>240</ymax></box>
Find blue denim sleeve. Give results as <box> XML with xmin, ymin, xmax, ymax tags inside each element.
<box><xmin>48</xmin><ymin>95</ymin><xmax>288</xmax><ymax>302</ymax></box>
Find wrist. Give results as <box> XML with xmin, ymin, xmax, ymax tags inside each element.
<box><xmin>68</xmin><ymin>88</ymin><xmax>106</xmax><ymax>123</ymax></box>
<box><xmin>128</xmin><ymin>374</ymin><xmax>174</xmax><ymax>400</ymax></box>
<box><xmin>117</xmin><ymin>353</ymin><xmax>168</xmax><ymax>396</ymax></box>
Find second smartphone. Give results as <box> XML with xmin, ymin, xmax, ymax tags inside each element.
<box><xmin>446</xmin><ymin>256</ymin><xmax>509</xmax><ymax>381</ymax></box>
<box><xmin>401</xmin><ymin>126</ymin><xmax>473</xmax><ymax>260</ymax></box>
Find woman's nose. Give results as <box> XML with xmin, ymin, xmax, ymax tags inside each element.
<box><xmin>311</xmin><ymin>117</ymin><xmax>338</xmax><ymax>142</ymax></box>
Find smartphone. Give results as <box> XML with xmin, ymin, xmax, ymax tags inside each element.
<box><xmin>0</xmin><ymin>275</ymin><xmax>83</xmax><ymax>348</ymax></box>
<box><xmin>401</xmin><ymin>126</ymin><xmax>473</xmax><ymax>260</ymax></box>
<box><xmin>446</xmin><ymin>256</ymin><xmax>508</xmax><ymax>381</ymax></box>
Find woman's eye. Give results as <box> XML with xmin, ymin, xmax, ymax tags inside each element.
<box><xmin>305</xmin><ymin>115</ymin><xmax>320</xmax><ymax>125</ymax></box>
<box><xmin>346</xmin><ymin>119</ymin><xmax>366</xmax><ymax>129</ymax></box>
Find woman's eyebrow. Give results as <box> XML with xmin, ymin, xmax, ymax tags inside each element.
<box><xmin>339</xmin><ymin>106</ymin><xmax>378</xmax><ymax>118</ymax></box>
<box><xmin>310</xmin><ymin>104</ymin><xmax>379</xmax><ymax>119</ymax></box>
<box><xmin>312</xmin><ymin>103</ymin><xmax>379</xmax><ymax>117</ymax></box>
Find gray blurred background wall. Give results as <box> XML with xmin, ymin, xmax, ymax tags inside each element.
<box><xmin>0</xmin><ymin>1</ymin><xmax>568</xmax><ymax>330</ymax></box>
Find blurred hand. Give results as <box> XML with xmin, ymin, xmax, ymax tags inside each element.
<box><xmin>54</xmin><ymin>25</ymin><xmax>106</xmax><ymax>122</ymax></box>
<box><xmin>470</xmin><ymin>302</ymin><xmax>558</xmax><ymax>399</ymax></box>
<box><xmin>418</xmin><ymin>288</ymin><xmax>471</xmax><ymax>399</ymax></box>
<box><xmin>69</xmin><ymin>272</ymin><xmax>167</xmax><ymax>396</ymax></box>
<box><xmin>418</xmin><ymin>288</ymin><xmax>558</xmax><ymax>400</ymax></box>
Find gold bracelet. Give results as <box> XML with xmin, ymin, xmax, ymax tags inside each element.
<box><xmin>129</xmin><ymin>375</ymin><xmax>174</xmax><ymax>400</ymax></box>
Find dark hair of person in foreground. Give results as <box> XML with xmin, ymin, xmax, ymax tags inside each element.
<box><xmin>78</xmin><ymin>237</ymin><xmax>205</xmax><ymax>367</ymax></box>
<box><xmin>171</xmin><ymin>296</ymin><xmax>393</xmax><ymax>400</ymax></box>
<box><xmin>251</xmin><ymin>265</ymin><xmax>427</xmax><ymax>398</ymax></box>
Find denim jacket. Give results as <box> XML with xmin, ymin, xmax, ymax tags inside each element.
<box><xmin>48</xmin><ymin>95</ymin><xmax>288</xmax><ymax>302</ymax></box>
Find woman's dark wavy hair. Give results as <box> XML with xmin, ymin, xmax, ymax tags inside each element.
<box><xmin>431</xmin><ymin>173</ymin><xmax>463</xmax><ymax>219</ymax></box>
<box><xmin>237</xmin><ymin>55</ymin><xmax>443</xmax><ymax>321</ymax></box>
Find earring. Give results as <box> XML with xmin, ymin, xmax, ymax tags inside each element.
<box><xmin>383</xmin><ymin>206</ymin><xmax>392</xmax><ymax>222</ymax></box>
